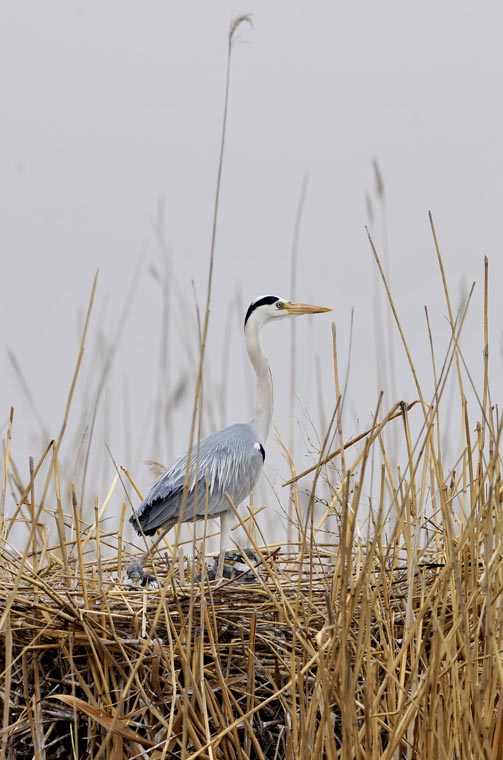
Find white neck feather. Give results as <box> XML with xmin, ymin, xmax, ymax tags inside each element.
<box><xmin>245</xmin><ymin>319</ymin><xmax>273</xmax><ymax>444</ymax></box>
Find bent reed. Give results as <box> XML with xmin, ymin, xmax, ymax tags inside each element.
<box><xmin>1</xmin><ymin>243</ymin><xmax>503</xmax><ymax>759</ymax></box>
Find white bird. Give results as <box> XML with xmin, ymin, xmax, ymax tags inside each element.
<box><xmin>130</xmin><ymin>295</ymin><xmax>331</xmax><ymax>573</ymax></box>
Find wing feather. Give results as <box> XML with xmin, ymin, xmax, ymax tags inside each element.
<box><xmin>130</xmin><ymin>423</ymin><xmax>264</xmax><ymax>535</ymax></box>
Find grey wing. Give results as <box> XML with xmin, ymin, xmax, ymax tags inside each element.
<box><xmin>130</xmin><ymin>423</ymin><xmax>265</xmax><ymax>535</ymax></box>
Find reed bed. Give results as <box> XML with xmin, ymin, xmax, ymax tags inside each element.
<box><xmin>2</xmin><ymin>237</ymin><xmax>503</xmax><ymax>757</ymax></box>
<box><xmin>1</xmin><ymin>340</ymin><xmax>503</xmax><ymax>759</ymax></box>
<box><xmin>2</xmin><ymin>18</ymin><xmax>503</xmax><ymax>757</ymax></box>
<box><xmin>2</xmin><ymin>199</ymin><xmax>503</xmax><ymax>757</ymax></box>
<box><xmin>0</xmin><ymin>530</ymin><xmax>489</xmax><ymax>760</ymax></box>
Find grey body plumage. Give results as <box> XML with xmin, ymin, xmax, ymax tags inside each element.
<box><xmin>132</xmin><ymin>423</ymin><xmax>265</xmax><ymax>536</ymax></box>
<box><xmin>129</xmin><ymin>294</ymin><xmax>330</xmax><ymax>574</ymax></box>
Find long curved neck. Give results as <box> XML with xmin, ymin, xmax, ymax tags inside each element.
<box><xmin>245</xmin><ymin>319</ymin><xmax>273</xmax><ymax>444</ymax></box>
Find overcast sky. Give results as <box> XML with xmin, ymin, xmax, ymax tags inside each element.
<box><xmin>2</xmin><ymin>2</ymin><xmax>502</xmax><ymax>535</ymax></box>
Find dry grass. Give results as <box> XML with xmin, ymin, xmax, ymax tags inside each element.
<box><xmin>0</xmin><ymin>423</ymin><xmax>502</xmax><ymax>760</ymax></box>
<box><xmin>1</xmin><ymin>240</ymin><xmax>503</xmax><ymax>758</ymax></box>
<box><xmin>2</xmin><ymin>16</ymin><xmax>503</xmax><ymax>760</ymax></box>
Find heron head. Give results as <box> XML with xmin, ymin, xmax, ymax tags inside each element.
<box><xmin>244</xmin><ymin>295</ymin><xmax>331</xmax><ymax>328</ymax></box>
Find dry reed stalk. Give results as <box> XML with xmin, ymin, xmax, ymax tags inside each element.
<box><xmin>0</xmin><ymin>408</ymin><xmax>14</xmax><ymax>528</ymax></box>
<box><xmin>287</xmin><ymin>174</ymin><xmax>309</xmax><ymax>544</ymax></box>
<box><xmin>0</xmin><ymin>506</ymin><xmax>500</xmax><ymax>760</ymax></box>
<box><xmin>2</xmin><ymin>42</ymin><xmax>503</xmax><ymax>760</ymax></box>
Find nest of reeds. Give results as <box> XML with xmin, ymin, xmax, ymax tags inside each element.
<box><xmin>3</xmin><ymin>220</ymin><xmax>503</xmax><ymax>758</ymax></box>
<box><xmin>0</xmin><ymin>536</ymin><xmax>475</xmax><ymax>760</ymax></box>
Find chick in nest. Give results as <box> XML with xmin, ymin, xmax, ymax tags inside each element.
<box><xmin>195</xmin><ymin>547</ymin><xmax>259</xmax><ymax>583</ymax></box>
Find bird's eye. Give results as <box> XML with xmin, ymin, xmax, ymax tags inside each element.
<box><xmin>276</xmin><ymin>301</ymin><xmax>284</xmax><ymax>309</ymax></box>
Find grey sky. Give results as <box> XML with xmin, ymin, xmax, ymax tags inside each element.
<box><xmin>2</xmin><ymin>2</ymin><xmax>502</xmax><ymax>535</ymax></box>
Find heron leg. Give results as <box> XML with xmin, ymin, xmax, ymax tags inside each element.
<box><xmin>215</xmin><ymin>510</ymin><xmax>232</xmax><ymax>579</ymax></box>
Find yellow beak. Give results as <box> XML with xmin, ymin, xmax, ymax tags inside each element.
<box><xmin>284</xmin><ymin>302</ymin><xmax>332</xmax><ymax>315</ymax></box>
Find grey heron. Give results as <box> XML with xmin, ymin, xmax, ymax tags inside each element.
<box><xmin>130</xmin><ymin>295</ymin><xmax>331</xmax><ymax>573</ymax></box>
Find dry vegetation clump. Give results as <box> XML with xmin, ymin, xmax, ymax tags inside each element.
<box><xmin>2</xmin><ymin>201</ymin><xmax>503</xmax><ymax>759</ymax></box>
<box><xmin>1</xmin><ymin>226</ymin><xmax>503</xmax><ymax>759</ymax></box>
<box><xmin>1</xmin><ymin>240</ymin><xmax>503</xmax><ymax>760</ymax></box>
<box><xmin>0</xmin><ymin>484</ymin><xmax>501</xmax><ymax>760</ymax></box>
<box><xmin>5</xmin><ymin>12</ymin><xmax>502</xmax><ymax>759</ymax></box>
<box><xmin>2</xmin><ymin>87</ymin><xmax>503</xmax><ymax>756</ymax></box>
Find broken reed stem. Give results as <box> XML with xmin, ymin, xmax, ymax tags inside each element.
<box><xmin>71</xmin><ymin>483</ymin><xmax>88</xmax><ymax>610</ymax></box>
<box><xmin>81</xmin><ymin>254</ymin><xmax>144</xmax><ymax>508</ymax></box>
<box><xmin>29</xmin><ymin>457</ymin><xmax>37</xmax><ymax>575</ymax></box>
<box><xmin>331</xmin><ymin>321</ymin><xmax>347</xmax><ymax>477</ymax></box>
<box><xmin>0</xmin><ymin>407</ymin><xmax>14</xmax><ymax>527</ymax></box>
<box><xmin>57</xmin><ymin>271</ymin><xmax>99</xmax><ymax>453</ymax></box>
<box><xmin>287</xmin><ymin>174</ymin><xmax>309</xmax><ymax>543</ymax></box>
<box><xmin>367</xmin><ymin>227</ymin><xmax>427</xmax><ymax>413</ymax></box>
<box><xmin>4</xmin><ymin>438</ymin><xmax>54</xmax><ymax>542</ymax></box>
<box><xmin>284</xmin><ymin>399</ymin><xmax>420</xmax><ymax>486</ymax></box>
<box><xmin>483</xmin><ymin>255</ymin><xmax>490</xmax><ymax>428</ymax></box>
<box><xmin>429</xmin><ymin>211</ymin><xmax>466</xmax><ymax>406</ymax></box>
<box><xmin>52</xmin><ymin>441</ymin><xmax>69</xmax><ymax>575</ymax></box>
